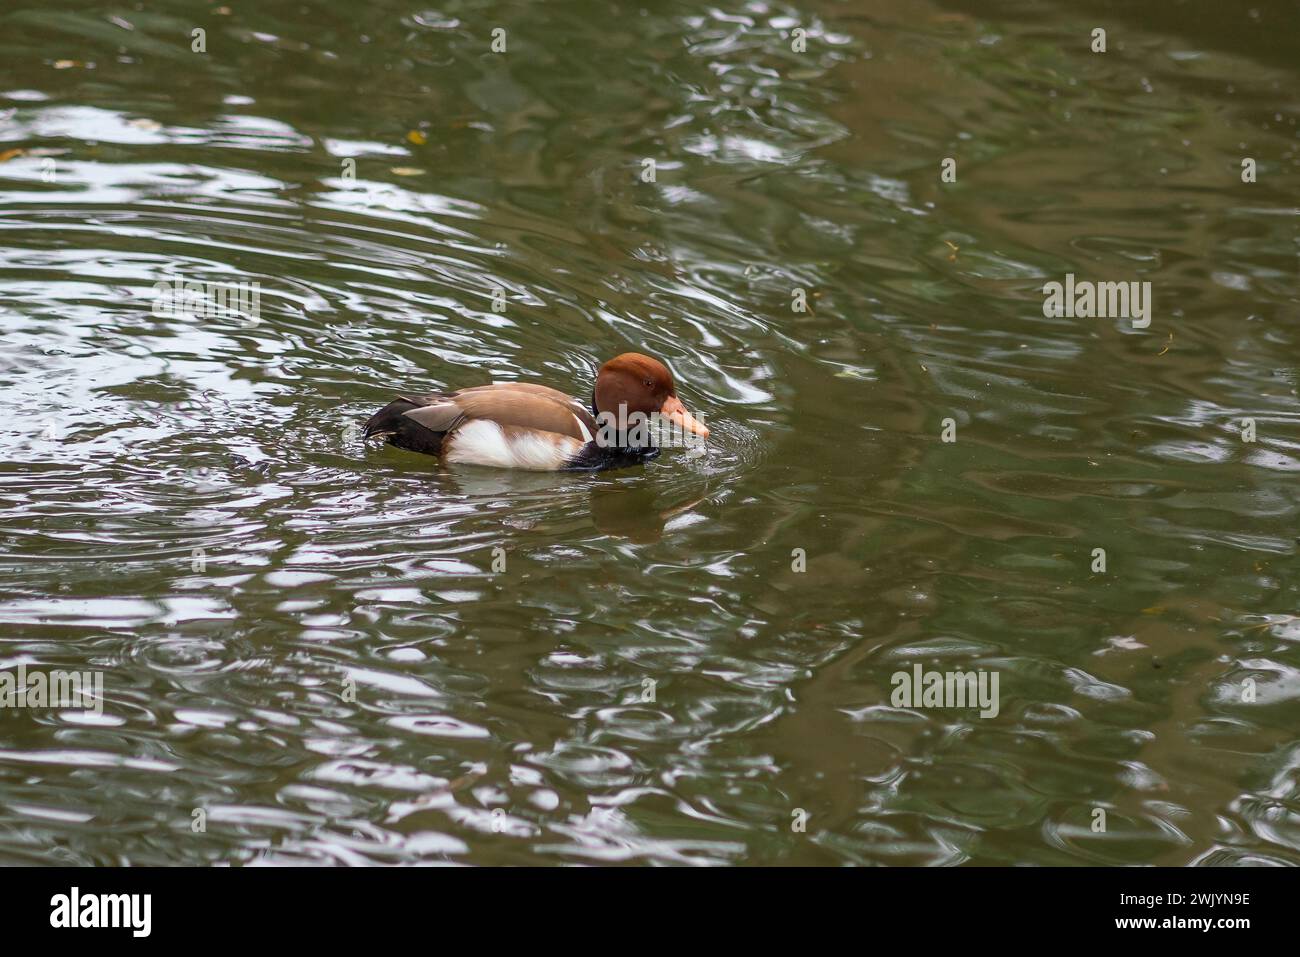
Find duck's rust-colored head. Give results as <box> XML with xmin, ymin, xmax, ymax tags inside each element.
<box><xmin>594</xmin><ymin>352</ymin><xmax>710</xmax><ymax>438</ymax></box>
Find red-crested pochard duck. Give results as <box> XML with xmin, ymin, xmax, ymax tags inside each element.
<box><xmin>363</xmin><ymin>352</ymin><xmax>710</xmax><ymax>471</ymax></box>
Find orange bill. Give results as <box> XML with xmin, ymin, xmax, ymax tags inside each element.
<box><xmin>660</xmin><ymin>395</ymin><xmax>710</xmax><ymax>438</ymax></box>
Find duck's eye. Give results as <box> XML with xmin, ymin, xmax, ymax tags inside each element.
<box><xmin>643</xmin><ymin>379</ymin><xmax>654</xmax><ymax>388</ymax></box>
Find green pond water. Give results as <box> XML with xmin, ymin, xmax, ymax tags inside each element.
<box><xmin>0</xmin><ymin>0</ymin><xmax>1298</xmax><ymax>865</ymax></box>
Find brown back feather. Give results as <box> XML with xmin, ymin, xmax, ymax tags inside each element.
<box><xmin>402</xmin><ymin>383</ymin><xmax>596</xmax><ymax>441</ymax></box>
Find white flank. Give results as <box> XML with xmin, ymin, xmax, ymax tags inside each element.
<box><xmin>444</xmin><ymin>420</ymin><xmax>581</xmax><ymax>471</ymax></box>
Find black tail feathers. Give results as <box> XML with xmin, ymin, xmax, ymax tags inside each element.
<box><xmin>363</xmin><ymin>399</ymin><xmax>446</xmax><ymax>456</ymax></box>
